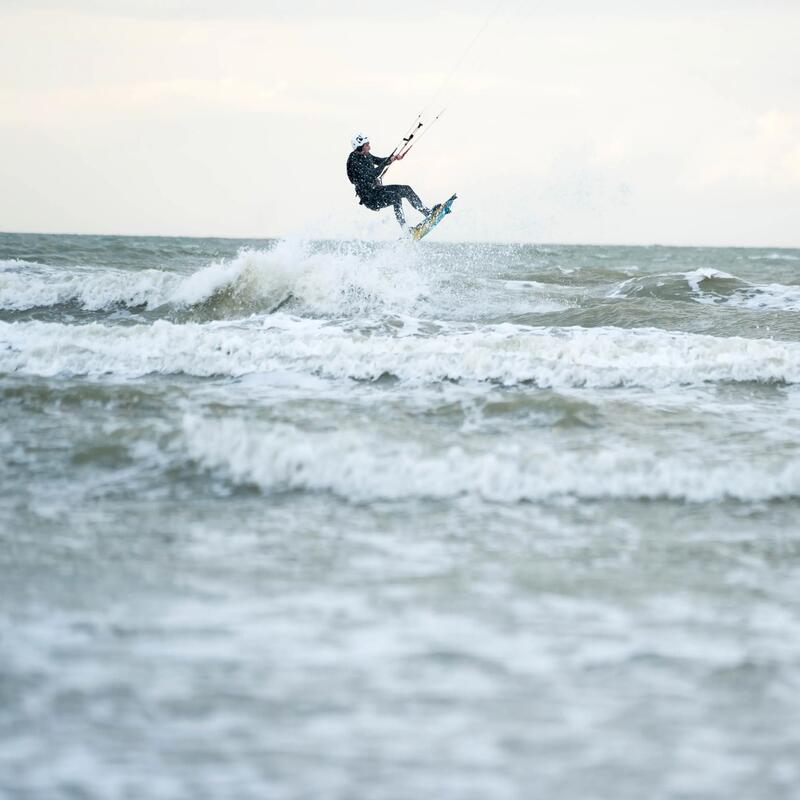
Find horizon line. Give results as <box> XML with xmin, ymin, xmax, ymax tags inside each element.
<box><xmin>2</xmin><ymin>229</ymin><xmax>799</xmax><ymax>252</ymax></box>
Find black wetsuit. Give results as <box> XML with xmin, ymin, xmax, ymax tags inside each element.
<box><xmin>346</xmin><ymin>150</ymin><xmax>429</xmax><ymax>227</ymax></box>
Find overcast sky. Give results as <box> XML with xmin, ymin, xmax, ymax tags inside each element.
<box><xmin>1</xmin><ymin>1</ymin><xmax>798</xmax><ymax>246</ymax></box>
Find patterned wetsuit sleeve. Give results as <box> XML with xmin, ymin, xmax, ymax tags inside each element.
<box><xmin>370</xmin><ymin>154</ymin><xmax>391</xmax><ymax>171</ymax></box>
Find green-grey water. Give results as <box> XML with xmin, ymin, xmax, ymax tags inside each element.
<box><xmin>2</xmin><ymin>231</ymin><xmax>800</xmax><ymax>799</ymax></box>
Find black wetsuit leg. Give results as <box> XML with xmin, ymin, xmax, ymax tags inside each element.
<box><xmin>362</xmin><ymin>185</ymin><xmax>429</xmax><ymax>227</ymax></box>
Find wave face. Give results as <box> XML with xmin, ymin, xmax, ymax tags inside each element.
<box><xmin>3</xmin><ymin>231</ymin><xmax>800</xmax><ymax>800</ymax></box>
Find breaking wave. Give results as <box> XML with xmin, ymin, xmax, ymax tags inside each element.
<box><xmin>0</xmin><ymin>240</ymin><xmax>429</xmax><ymax>318</ymax></box>
<box><xmin>685</xmin><ymin>269</ymin><xmax>800</xmax><ymax>311</ymax></box>
<box><xmin>0</xmin><ymin>263</ymin><xmax>179</xmax><ymax>311</ymax></box>
<box><xmin>3</xmin><ymin>318</ymin><xmax>799</xmax><ymax>387</ymax></box>
<box><xmin>183</xmin><ymin>415</ymin><xmax>800</xmax><ymax>504</ymax></box>
<box><xmin>608</xmin><ymin>268</ymin><xmax>800</xmax><ymax>312</ymax></box>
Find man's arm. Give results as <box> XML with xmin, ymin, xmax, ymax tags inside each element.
<box><xmin>370</xmin><ymin>153</ymin><xmax>398</xmax><ymax>170</ymax></box>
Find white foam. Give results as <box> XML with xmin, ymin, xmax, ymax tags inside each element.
<box><xmin>726</xmin><ymin>284</ymin><xmax>800</xmax><ymax>312</ymax></box>
<box><xmin>0</xmin><ymin>265</ymin><xmax>179</xmax><ymax>311</ymax></box>
<box><xmin>183</xmin><ymin>415</ymin><xmax>800</xmax><ymax>504</ymax></box>
<box><xmin>499</xmin><ymin>280</ymin><xmax>573</xmax><ymax>312</ymax></box>
<box><xmin>681</xmin><ymin>269</ymin><xmax>800</xmax><ymax>312</ymax></box>
<box><xmin>684</xmin><ymin>268</ymin><xmax>737</xmax><ymax>294</ymax></box>
<box><xmin>0</xmin><ymin>258</ymin><xmax>34</xmax><ymax>271</ymax></box>
<box><xmin>168</xmin><ymin>239</ymin><xmax>428</xmax><ymax>315</ymax></box>
<box><xmin>2</xmin><ymin>318</ymin><xmax>799</xmax><ymax>387</ymax></box>
<box><xmin>0</xmin><ymin>240</ymin><xmax>429</xmax><ymax>317</ymax></box>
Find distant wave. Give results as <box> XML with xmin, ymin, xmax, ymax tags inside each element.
<box><xmin>606</xmin><ymin>269</ymin><xmax>800</xmax><ymax>312</ymax></box>
<box><xmin>3</xmin><ymin>318</ymin><xmax>799</xmax><ymax>387</ymax></box>
<box><xmin>183</xmin><ymin>415</ymin><xmax>800</xmax><ymax>504</ymax></box>
<box><xmin>607</xmin><ymin>269</ymin><xmax>743</xmax><ymax>304</ymax></box>
<box><xmin>747</xmin><ymin>253</ymin><xmax>800</xmax><ymax>262</ymax></box>
<box><xmin>684</xmin><ymin>269</ymin><xmax>800</xmax><ymax>311</ymax></box>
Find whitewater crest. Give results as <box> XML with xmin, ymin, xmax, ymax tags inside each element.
<box><xmin>0</xmin><ymin>239</ymin><xmax>429</xmax><ymax>318</ymax></box>
<box><xmin>683</xmin><ymin>268</ymin><xmax>739</xmax><ymax>294</ymax></box>
<box><xmin>174</xmin><ymin>239</ymin><xmax>429</xmax><ymax>316</ymax></box>
<box><xmin>0</xmin><ymin>263</ymin><xmax>179</xmax><ymax>312</ymax></box>
<box><xmin>3</xmin><ymin>318</ymin><xmax>800</xmax><ymax>388</ymax></box>
<box><xmin>605</xmin><ymin>268</ymin><xmax>800</xmax><ymax>313</ymax></box>
<box><xmin>182</xmin><ymin>415</ymin><xmax>800</xmax><ymax>504</ymax></box>
<box><xmin>684</xmin><ymin>269</ymin><xmax>800</xmax><ymax>312</ymax></box>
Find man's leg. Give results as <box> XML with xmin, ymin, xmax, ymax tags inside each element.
<box><xmin>366</xmin><ymin>186</ymin><xmax>429</xmax><ymax>229</ymax></box>
<box><xmin>364</xmin><ymin>186</ymin><xmax>406</xmax><ymax>228</ymax></box>
<box><xmin>373</xmin><ymin>186</ymin><xmax>407</xmax><ymax>227</ymax></box>
<box><xmin>392</xmin><ymin>201</ymin><xmax>406</xmax><ymax>226</ymax></box>
<box><xmin>386</xmin><ymin>185</ymin><xmax>430</xmax><ymax>217</ymax></box>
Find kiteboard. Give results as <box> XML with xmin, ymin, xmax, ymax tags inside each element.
<box><xmin>410</xmin><ymin>194</ymin><xmax>457</xmax><ymax>241</ymax></box>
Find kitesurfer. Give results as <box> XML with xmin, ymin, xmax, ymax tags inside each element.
<box><xmin>346</xmin><ymin>133</ymin><xmax>434</xmax><ymax>230</ymax></box>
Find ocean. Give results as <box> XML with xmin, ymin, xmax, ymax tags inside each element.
<box><xmin>2</xmin><ymin>231</ymin><xmax>799</xmax><ymax>799</ymax></box>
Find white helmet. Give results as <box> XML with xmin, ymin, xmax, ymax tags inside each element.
<box><xmin>351</xmin><ymin>132</ymin><xmax>369</xmax><ymax>150</ymax></box>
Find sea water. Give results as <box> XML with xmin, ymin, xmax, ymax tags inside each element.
<box><xmin>1</xmin><ymin>231</ymin><xmax>799</xmax><ymax>799</ymax></box>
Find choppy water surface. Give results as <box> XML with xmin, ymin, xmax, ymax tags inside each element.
<box><xmin>2</xmin><ymin>231</ymin><xmax>799</xmax><ymax>799</ymax></box>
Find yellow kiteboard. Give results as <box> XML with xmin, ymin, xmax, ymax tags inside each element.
<box><xmin>410</xmin><ymin>194</ymin><xmax>457</xmax><ymax>241</ymax></box>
